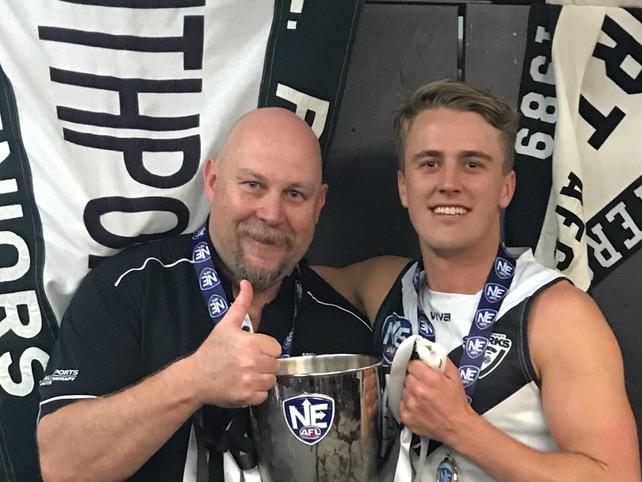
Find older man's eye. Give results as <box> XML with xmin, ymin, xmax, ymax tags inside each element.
<box><xmin>287</xmin><ymin>190</ymin><xmax>304</xmax><ymax>201</ymax></box>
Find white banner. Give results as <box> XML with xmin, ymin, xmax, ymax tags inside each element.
<box><xmin>0</xmin><ymin>0</ymin><xmax>274</xmax><ymax>320</ymax></box>
<box><xmin>533</xmin><ymin>6</ymin><xmax>642</xmax><ymax>289</ymax></box>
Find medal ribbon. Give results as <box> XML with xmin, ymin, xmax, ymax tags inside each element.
<box><xmin>191</xmin><ymin>224</ymin><xmax>301</xmax><ymax>481</ymax></box>
<box><xmin>406</xmin><ymin>244</ymin><xmax>516</xmax><ymax>482</ymax></box>
<box><xmin>191</xmin><ymin>224</ymin><xmax>299</xmax><ymax>356</ymax></box>
<box><xmin>412</xmin><ymin>243</ymin><xmax>516</xmax><ymax>401</ymax></box>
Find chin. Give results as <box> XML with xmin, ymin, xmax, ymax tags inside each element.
<box><xmin>427</xmin><ymin>239</ymin><xmax>472</xmax><ymax>257</ymax></box>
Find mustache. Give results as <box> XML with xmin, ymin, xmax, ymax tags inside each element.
<box><xmin>237</xmin><ymin>222</ymin><xmax>293</xmax><ymax>248</ymax></box>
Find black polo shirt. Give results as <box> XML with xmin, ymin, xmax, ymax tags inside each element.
<box><xmin>39</xmin><ymin>232</ymin><xmax>374</xmax><ymax>481</ymax></box>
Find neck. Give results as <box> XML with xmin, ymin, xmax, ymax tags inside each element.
<box><xmin>421</xmin><ymin>238</ymin><xmax>500</xmax><ymax>294</ymax></box>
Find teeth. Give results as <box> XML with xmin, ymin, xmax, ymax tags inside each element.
<box><xmin>433</xmin><ymin>206</ymin><xmax>467</xmax><ymax>215</ymax></box>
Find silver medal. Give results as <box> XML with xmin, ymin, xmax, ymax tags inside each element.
<box><xmin>436</xmin><ymin>454</ymin><xmax>458</xmax><ymax>482</ymax></box>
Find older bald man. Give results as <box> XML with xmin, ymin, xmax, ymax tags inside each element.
<box><xmin>37</xmin><ymin>108</ymin><xmax>375</xmax><ymax>482</ymax></box>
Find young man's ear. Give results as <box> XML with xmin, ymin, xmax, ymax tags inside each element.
<box><xmin>500</xmin><ymin>169</ymin><xmax>516</xmax><ymax>209</ymax></box>
<box><xmin>397</xmin><ymin>170</ymin><xmax>409</xmax><ymax>208</ymax></box>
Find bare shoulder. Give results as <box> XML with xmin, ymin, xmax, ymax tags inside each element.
<box><xmin>528</xmin><ymin>283</ymin><xmax>640</xmax><ymax>478</ymax></box>
<box><xmin>528</xmin><ymin>279</ymin><xmax>620</xmax><ymax>377</ymax></box>
<box><xmin>529</xmin><ymin>280</ymin><xmax>609</xmax><ymax>335</ymax></box>
<box><xmin>312</xmin><ymin>256</ymin><xmax>411</xmax><ymax>321</ymax></box>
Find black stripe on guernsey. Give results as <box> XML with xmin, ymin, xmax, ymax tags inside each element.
<box><xmin>518</xmin><ymin>278</ymin><xmax>566</xmax><ymax>389</ymax></box>
<box><xmin>374</xmin><ymin>260</ymin><xmax>416</xmax><ymax>330</ymax></box>
<box><xmin>453</xmin><ymin>278</ymin><xmax>564</xmax><ymax>416</ymax></box>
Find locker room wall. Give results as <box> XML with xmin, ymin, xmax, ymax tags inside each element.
<box><xmin>307</xmin><ymin>0</ymin><xmax>642</xmax><ymax>449</ymax></box>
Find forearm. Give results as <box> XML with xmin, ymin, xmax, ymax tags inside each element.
<box><xmin>451</xmin><ymin>415</ymin><xmax>628</xmax><ymax>482</ymax></box>
<box><xmin>38</xmin><ymin>357</ymin><xmax>201</xmax><ymax>482</ymax></box>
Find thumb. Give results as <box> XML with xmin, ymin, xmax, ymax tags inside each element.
<box><xmin>218</xmin><ymin>279</ymin><xmax>253</xmax><ymax>329</ymax></box>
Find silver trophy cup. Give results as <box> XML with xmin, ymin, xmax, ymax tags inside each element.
<box><xmin>250</xmin><ymin>354</ymin><xmax>381</xmax><ymax>482</ymax></box>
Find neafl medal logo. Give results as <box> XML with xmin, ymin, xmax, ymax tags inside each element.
<box><xmin>283</xmin><ymin>394</ymin><xmax>335</xmax><ymax>446</ymax></box>
<box><xmin>494</xmin><ymin>257</ymin><xmax>515</xmax><ymax>279</ymax></box>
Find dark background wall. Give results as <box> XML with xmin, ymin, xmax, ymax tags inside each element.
<box><xmin>307</xmin><ymin>0</ymin><xmax>642</xmax><ymax>449</ymax></box>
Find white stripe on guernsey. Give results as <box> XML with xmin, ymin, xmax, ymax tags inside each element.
<box><xmin>39</xmin><ymin>394</ymin><xmax>98</xmax><ymax>406</ymax></box>
<box><xmin>37</xmin><ymin>394</ymin><xmax>97</xmax><ymax>422</ymax></box>
<box><xmin>306</xmin><ymin>291</ymin><xmax>372</xmax><ymax>332</ymax></box>
<box><xmin>114</xmin><ymin>257</ymin><xmax>194</xmax><ymax>287</ymax></box>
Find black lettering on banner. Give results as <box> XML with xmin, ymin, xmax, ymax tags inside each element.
<box><xmin>555</xmin><ymin>205</ymin><xmax>585</xmax><ymax>243</ymax></box>
<box><xmin>559</xmin><ymin>172</ymin><xmax>583</xmax><ymax>202</ymax></box>
<box><xmin>275</xmin><ymin>83</ymin><xmax>329</xmax><ymax>139</ymax></box>
<box><xmin>259</xmin><ymin>0</ymin><xmax>365</xmax><ymax>160</ymax></box>
<box><xmin>554</xmin><ymin>172</ymin><xmax>585</xmax><ymax>271</ymax></box>
<box><xmin>39</xmin><ymin>16</ymin><xmax>204</xmax><ymax>70</ymax></box>
<box><xmin>593</xmin><ymin>15</ymin><xmax>642</xmax><ymax>94</ymax></box>
<box><xmin>0</xmin><ymin>65</ymin><xmax>57</xmax><ymax>481</ymax></box>
<box><xmin>555</xmin><ymin>240</ymin><xmax>574</xmax><ymax>271</ymax></box>
<box><xmin>84</xmin><ymin>196</ymin><xmax>189</xmax><ymax>249</ymax></box>
<box><xmin>505</xmin><ymin>5</ymin><xmax>562</xmax><ymax>249</ymax></box>
<box><xmin>587</xmin><ymin>175</ymin><xmax>642</xmax><ymax>286</ymax></box>
<box><xmin>60</xmin><ymin>0</ymin><xmax>204</xmax><ymax>8</ymax></box>
<box><xmin>50</xmin><ymin>68</ymin><xmax>201</xmax><ymax>130</ymax></box>
<box><xmin>63</xmin><ymin>129</ymin><xmax>200</xmax><ymax>189</ymax></box>
<box><xmin>578</xmin><ymin>95</ymin><xmax>625</xmax><ymax>150</ymax></box>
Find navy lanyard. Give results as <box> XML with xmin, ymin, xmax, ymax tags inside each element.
<box><xmin>412</xmin><ymin>244</ymin><xmax>516</xmax><ymax>401</ymax></box>
<box><xmin>191</xmin><ymin>225</ymin><xmax>300</xmax><ymax>357</ymax></box>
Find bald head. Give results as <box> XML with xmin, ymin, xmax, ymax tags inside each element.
<box><xmin>203</xmin><ymin>107</ymin><xmax>327</xmax><ymax>293</ymax></box>
<box><xmin>219</xmin><ymin>107</ymin><xmax>322</xmax><ymax>178</ymax></box>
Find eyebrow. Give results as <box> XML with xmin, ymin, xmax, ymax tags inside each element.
<box><xmin>409</xmin><ymin>149</ymin><xmax>494</xmax><ymax>163</ymax></box>
<box><xmin>459</xmin><ymin>150</ymin><xmax>493</xmax><ymax>162</ymax></box>
<box><xmin>237</xmin><ymin>168</ymin><xmax>267</xmax><ymax>182</ymax></box>
<box><xmin>236</xmin><ymin>168</ymin><xmax>311</xmax><ymax>191</ymax></box>
<box><xmin>409</xmin><ymin>150</ymin><xmax>442</xmax><ymax>164</ymax></box>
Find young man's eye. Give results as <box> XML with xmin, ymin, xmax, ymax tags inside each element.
<box><xmin>420</xmin><ymin>159</ymin><xmax>437</xmax><ymax>168</ymax></box>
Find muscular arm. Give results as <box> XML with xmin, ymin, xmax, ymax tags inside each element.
<box><xmin>313</xmin><ymin>256</ymin><xmax>410</xmax><ymax>321</ymax></box>
<box><xmin>38</xmin><ymin>358</ymin><xmax>200</xmax><ymax>482</ymax></box>
<box><xmin>401</xmin><ymin>281</ymin><xmax>640</xmax><ymax>482</ymax></box>
<box><xmin>38</xmin><ymin>281</ymin><xmax>281</xmax><ymax>482</ymax></box>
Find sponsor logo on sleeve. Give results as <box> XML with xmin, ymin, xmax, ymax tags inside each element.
<box><xmin>39</xmin><ymin>369</ymin><xmax>79</xmax><ymax>386</ymax></box>
<box><xmin>283</xmin><ymin>394</ymin><xmax>334</xmax><ymax>446</ymax></box>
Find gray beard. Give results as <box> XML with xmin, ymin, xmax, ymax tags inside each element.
<box><xmin>230</xmin><ymin>248</ymin><xmax>292</xmax><ymax>293</ymax></box>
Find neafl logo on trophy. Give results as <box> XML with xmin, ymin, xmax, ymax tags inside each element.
<box><xmin>283</xmin><ymin>394</ymin><xmax>335</xmax><ymax>446</ymax></box>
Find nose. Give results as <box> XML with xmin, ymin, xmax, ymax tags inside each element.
<box><xmin>437</xmin><ymin>162</ymin><xmax>462</xmax><ymax>194</ymax></box>
<box><xmin>255</xmin><ymin>191</ymin><xmax>285</xmax><ymax>225</ymax></box>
